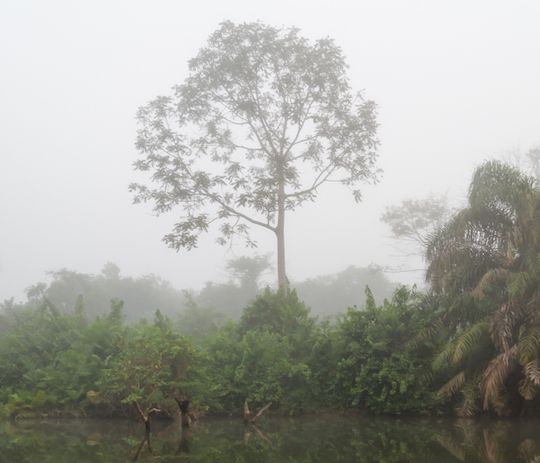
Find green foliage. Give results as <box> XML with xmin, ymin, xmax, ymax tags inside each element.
<box><xmin>186</xmin><ymin>255</ymin><xmax>273</xmax><ymax>319</ymax></box>
<box><xmin>98</xmin><ymin>311</ymin><xmax>214</xmax><ymax>416</ymax></box>
<box><xmin>194</xmin><ymin>280</ymin><xmax>256</xmax><ymax>319</ymax></box>
<box><xmin>0</xmin><ymin>280</ymin><xmax>446</xmax><ymax>417</ymax></box>
<box><xmin>0</xmin><ymin>297</ymin><xmax>212</xmax><ymax>418</ymax></box>
<box><xmin>331</xmin><ymin>287</ymin><xmax>442</xmax><ymax>414</ymax></box>
<box><xmin>202</xmin><ymin>286</ymin><xmax>440</xmax><ymax>415</ymax></box>
<box><xmin>0</xmin><ymin>298</ymin><xmax>126</xmax><ymax>417</ymax></box>
<box><xmin>231</xmin><ymin>330</ymin><xmax>313</xmax><ymax>410</ymax></box>
<box><xmin>204</xmin><ymin>288</ymin><xmax>317</xmax><ymax>412</ymax></box>
<box><xmin>238</xmin><ymin>288</ymin><xmax>314</xmax><ymax>337</ymax></box>
<box><xmin>226</xmin><ymin>254</ymin><xmax>273</xmax><ymax>292</ymax></box>
<box><xmin>3</xmin><ymin>390</ymin><xmax>58</xmax><ymax>419</ymax></box>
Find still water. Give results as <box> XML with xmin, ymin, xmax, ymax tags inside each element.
<box><xmin>1</xmin><ymin>415</ymin><xmax>539</xmax><ymax>462</ymax></box>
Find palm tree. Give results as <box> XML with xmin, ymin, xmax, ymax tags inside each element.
<box><xmin>424</xmin><ymin>160</ymin><xmax>540</xmax><ymax>415</ymax></box>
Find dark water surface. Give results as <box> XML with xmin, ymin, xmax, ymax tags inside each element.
<box><xmin>1</xmin><ymin>415</ymin><xmax>540</xmax><ymax>462</ymax></box>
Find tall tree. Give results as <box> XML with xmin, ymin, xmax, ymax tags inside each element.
<box><xmin>190</xmin><ymin>255</ymin><xmax>273</xmax><ymax>319</ymax></box>
<box><xmin>225</xmin><ymin>254</ymin><xmax>273</xmax><ymax>292</ymax></box>
<box><xmin>131</xmin><ymin>21</ymin><xmax>380</xmax><ymax>290</ymax></box>
<box><xmin>381</xmin><ymin>194</ymin><xmax>455</xmax><ymax>257</ymax></box>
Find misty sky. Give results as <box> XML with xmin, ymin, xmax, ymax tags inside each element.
<box><xmin>1</xmin><ymin>0</ymin><xmax>539</xmax><ymax>302</ymax></box>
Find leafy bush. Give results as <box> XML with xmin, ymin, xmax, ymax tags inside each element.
<box><xmin>97</xmin><ymin>310</ymin><xmax>214</xmax><ymax>416</ymax></box>
<box><xmin>332</xmin><ymin>287</ymin><xmax>442</xmax><ymax>414</ymax></box>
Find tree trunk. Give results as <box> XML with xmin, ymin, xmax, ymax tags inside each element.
<box><xmin>176</xmin><ymin>427</ymin><xmax>190</xmax><ymax>455</ymax></box>
<box><xmin>243</xmin><ymin>401</ymin><xmax>251</xmax><ymax>423</ymax></box>
<box><xmin>132</xmin><ymin>400</ymin><xmax>160</xmax><ymax>432</ymax></box>
<box><xmin>174</xmin><ymin>398</ymin><xmax>191</xmax><ymax>427</ymax></box>
<box><xmin>276</xmin><ymin>171</ymin><xmax>287</xmax><ymax>292</ymax></box>
<box><xmin>133</xmin><ymin>431</ymin><xmax>152</xmax><ymax>462</ymax></box>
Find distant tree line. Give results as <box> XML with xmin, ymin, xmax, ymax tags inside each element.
<box><xmin>21</xmin><ymin>263</ymin><xmax>187</xmax><ymax>323</ymax></box>
<box><xmin>8</xmin><ymin>256</ymin><xmax>395</xmax><ymax>327</ymax></box>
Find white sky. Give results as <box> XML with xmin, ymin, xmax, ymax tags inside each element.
<box><xmin>1</xmin><ymin>0</ymin><xmax>539</xmax><ymax>302</ymax></box>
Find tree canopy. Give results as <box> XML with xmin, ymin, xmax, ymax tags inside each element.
<box><xmin>381</xmin><ymin>194</ymin><xmax>455</xmax><ymax>257</ymax></box>
<box><xmin>131</xmin><ymin>21</ymin><xmax>380</xmax><ymax>289</ymax></box>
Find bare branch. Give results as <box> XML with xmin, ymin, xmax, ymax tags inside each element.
<box><xmin>251</xmin><ymin>402</ymin><xmax>272</xmax><ymax>423</ymax></box>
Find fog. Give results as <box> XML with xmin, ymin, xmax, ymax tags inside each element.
<box><xmin>1</xmin><ymin>1</ymin><xmax>539</xmax><ymax>303</ymax></box>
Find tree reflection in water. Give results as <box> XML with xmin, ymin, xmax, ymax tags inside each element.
<box><xmin>437</xmin><ymin>418</ymin><xmax>540</xmax><ymax>463</ymax></box>
<box><xmin>2</xmin><ymin>416</ymin><xmax>540</xmax><ymax>462</ymax></box>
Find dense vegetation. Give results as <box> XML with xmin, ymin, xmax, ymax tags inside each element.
<box><xmin>0</xmin><ymin>285</ymin><xmax>438</xmax><ymax>419</ymax></box>
<box><xmin>420</xmin><ymin>161</ymin><xmax>540</xmax><ymax>417</ymax></box>
<box><xmin>5</xmin><ymin>159</ymin><xmax>540</xmax><ymax>419</ymax></box>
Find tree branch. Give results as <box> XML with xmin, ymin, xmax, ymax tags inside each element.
<box><xmin>251</xmin><ymin>402</ymin><xmax>272</xmax><ymax>423</ymax></box>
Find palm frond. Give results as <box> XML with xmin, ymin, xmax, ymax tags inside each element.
<box><xmin>436</xmin><ymin>370</ymin><xmax>466</xmax><ymax>397</ymax></box>
<box><xmin>508</xmin><ymin>271</ymin><xmax>533</xmax><ymax>300</ymax></box>
<box><xmin>436</xmin><ymin>436</ymin><xmax>466</xmax><ymax>461</ymax></box>
<box><xmin>469</xmin><ymin>161</ymin><xmax>538</xmax><ymax>215</ymax></box>
<box><xmin>471</xmin><ymin>268</ymin><xmax>510</xmax><ymax>298</ymax></box>
<box><xmin>529</xmin><ymin>219</ymin><xmax>540</xmax><ymax>250</ymax></box>
<box><xmin>442</xmin><ymin>294</ymin><xmax>482</xmax><ymax>325</ymax></box>
<box><xmin>520</xmin><ymin>250</ymin><xmax>540</xmax><ymax>281</ymax></box>
<box><xmin>518</xmin><ymin>439</ymin><xmax>540</xmax><ymax>463</ymax></box>
<box><xmin>528</xmin><ymin>290</ymin><xmax>540</xmax><ymax>312</ymax></box>
<box><xmin>479</xmin><ymin>344</ymin><xmax>519</xmax><ymax>410</ymax></box>
<box><xmin>456</xmin><ymin>385</ymin><xmax>480</xmax><ymax>417</ymax></box>
<box><xmin>518</xmin><ymin>377</ymin><xmax>539</xmax><ymax>400</ymax></box>
<box><xmin>482</xmin><ymin>427</ymin><xmax>507</xmax><ymax>463</ymax></box>
<box><xmin>454</xmin><ymin>418</ymin><xmax>478</xmax><ymax>442</ymax></box>
<box><xmin>427</xmin><ymin>161</ymin><xmax>540</xmax><ymax>297</ymax></box>
<box><xmin>414</xmin><ymin>319</ymin><xmax>445</xmax><ymax>348</ymax></box>
<box><xmin>432</xmin><ymin>339</ymin><xmax>456</xmax><ymax>372</ymax></box>
<box><xmin>491</xmin><ymin>397</ymin><xmax>512</xmax><ymax>417</ymax></box>
<box><xmin>519</xmin><ymin>324</ymin><xmax>540</xmax><ymax>365</ymax></box>
<box><xmin>490</xmin><ymin>301</ymin><xmax>526</xmax><ymax>353</ymax></box>
<box><xmin>417</xmin><ymin>367</ymin><xmax>437</xmax><ymax>386</ymax></box>
<box><xmin>524</xmin><ymin>359</ymin><xmax>540</xmax><ymax>386</ymax></box>
<box><xmin>453</xmin><ymin>321</ymin><xmax>490</xmax><ymax>363</ymax></box>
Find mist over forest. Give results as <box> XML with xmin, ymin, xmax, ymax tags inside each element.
<box><xmin>5</xmin><ymin>259</ymin><xmax>397</xmax><ymax>325</ymax></box>
<box><xmin>1</xmin><ymin>2</ymin><xmax>539</xmax><ymax>423</ymax></box>
<box><xmin>2</xmin><ymin>1</ymin><xmax>538</xmax><ymax>305</ymax></box>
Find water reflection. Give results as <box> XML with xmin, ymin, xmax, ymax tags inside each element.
<box><xmin>2</xmin><ymin>415</ymin><xmax>540</xmax><ymax>462</ymax></box>
<box><xmin>437</xmin><ymin>418</ymin><xmax>540</xmax><ymax>463</ymax></box>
